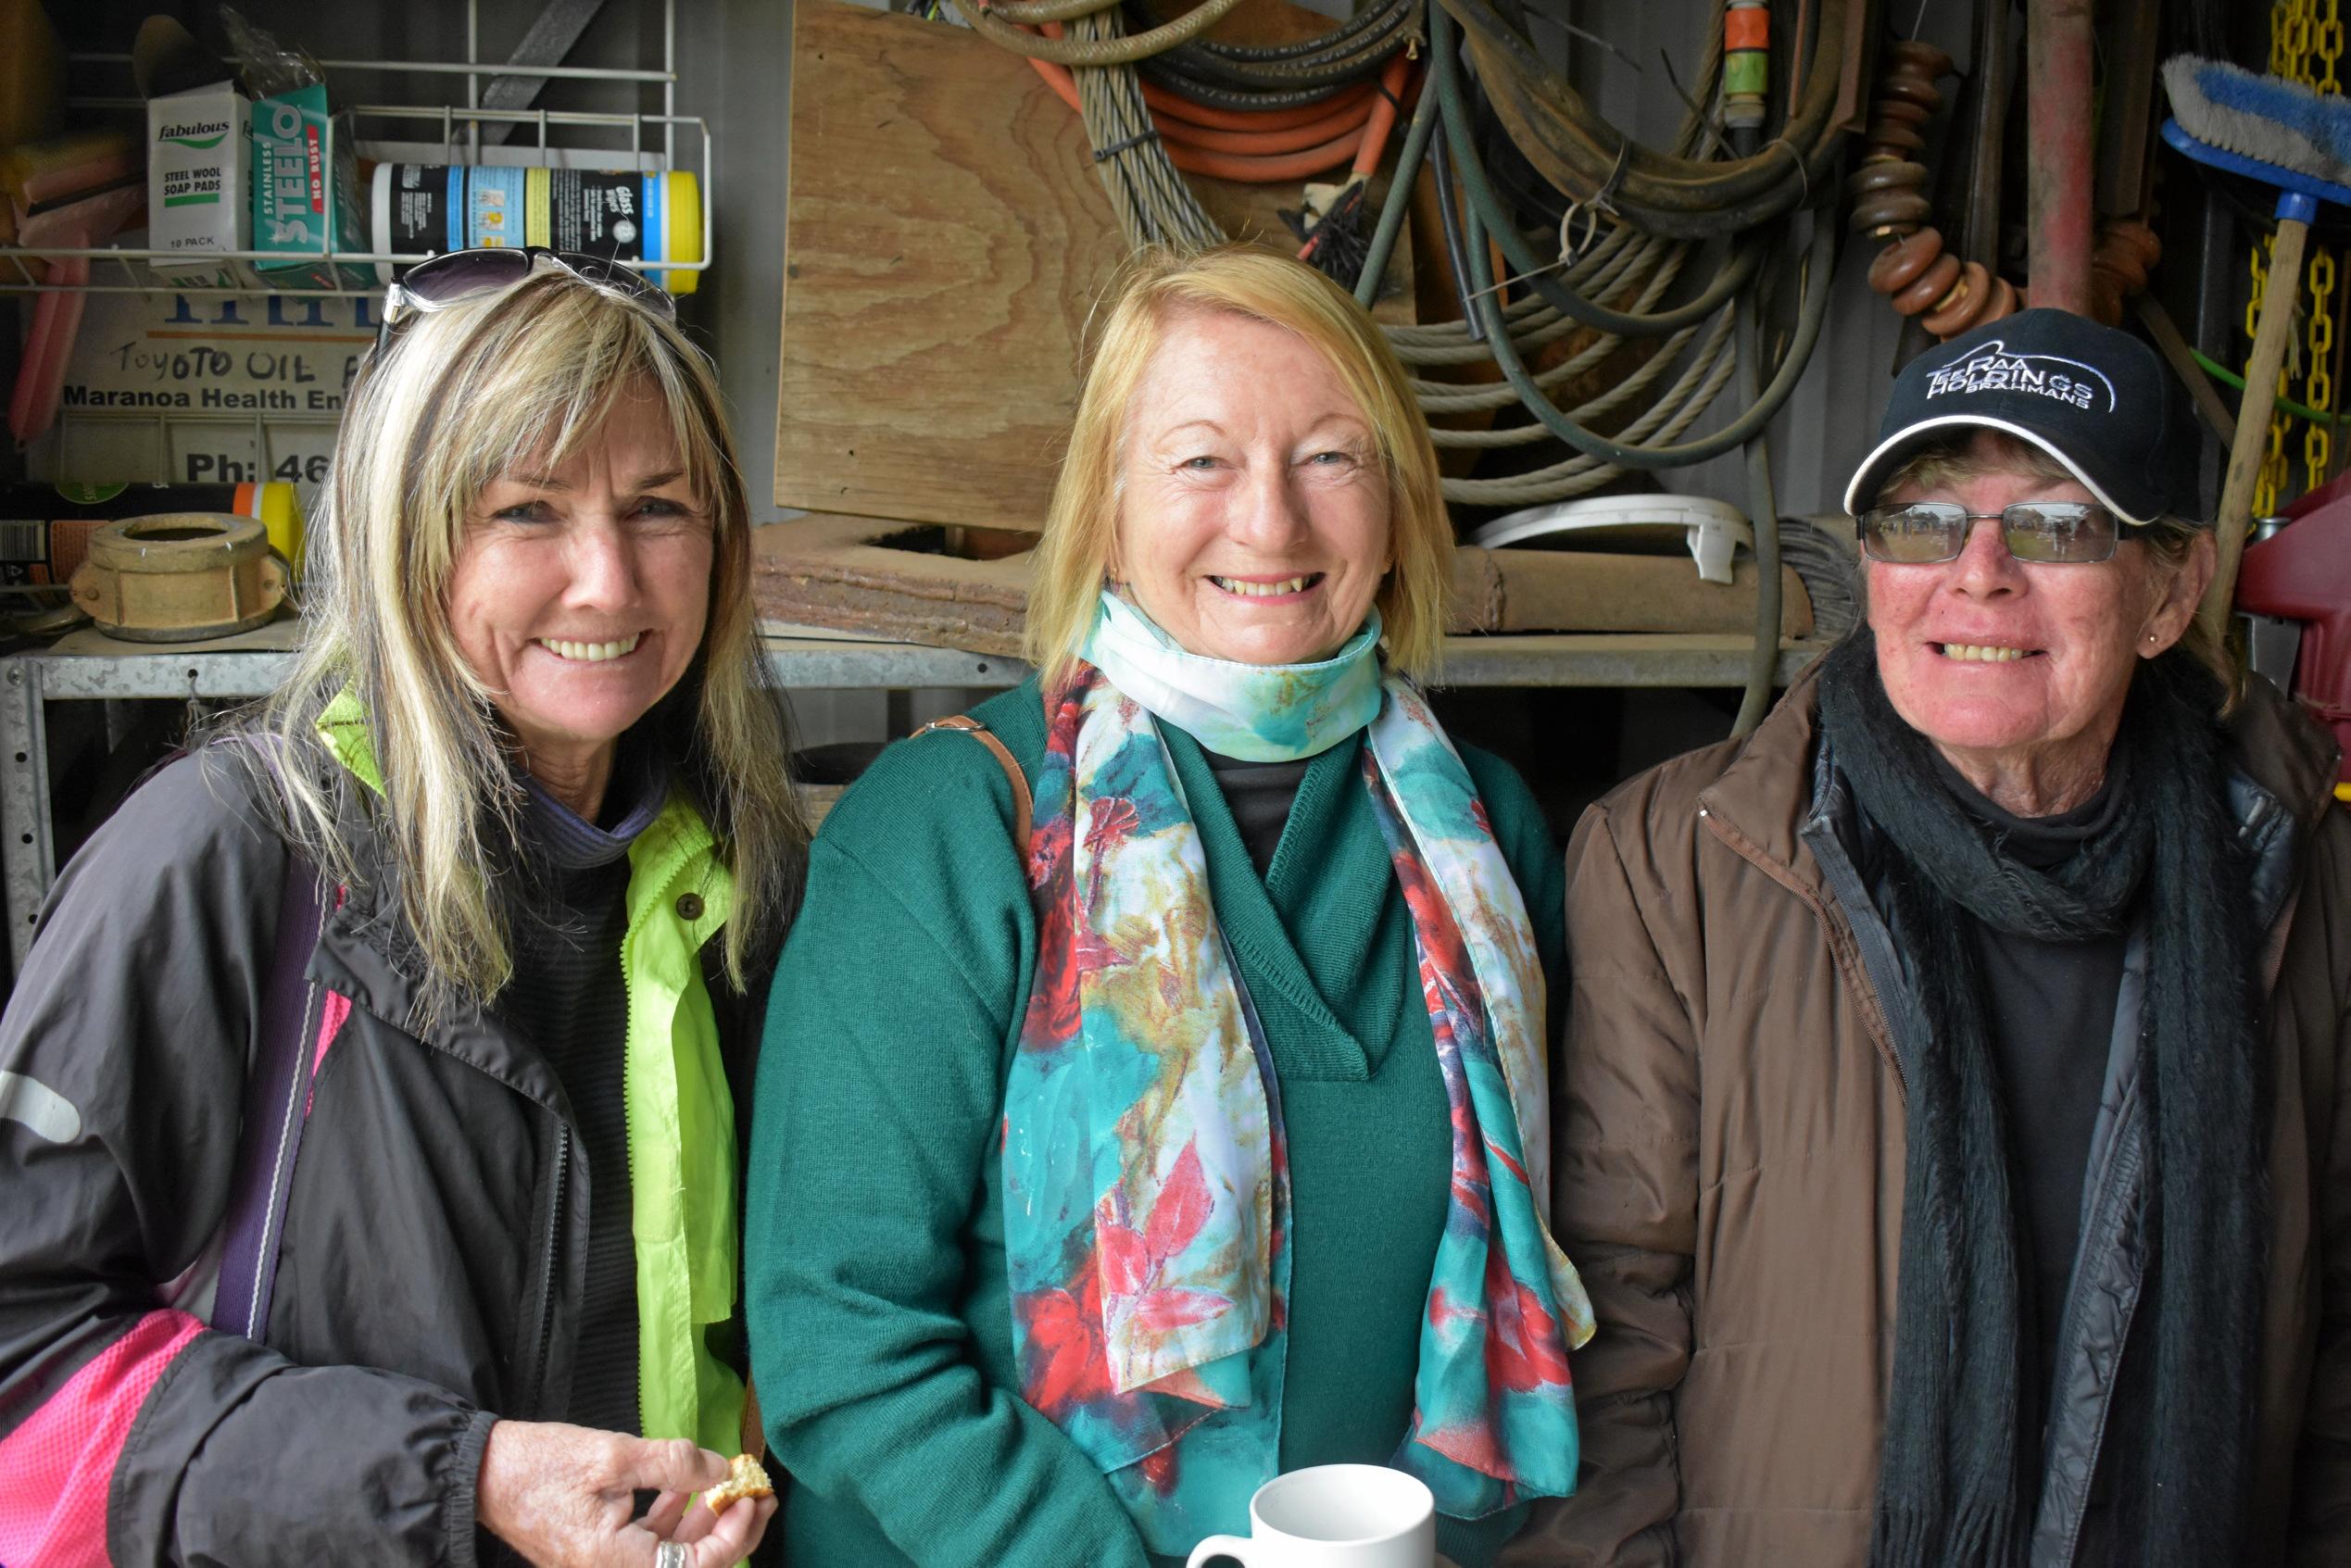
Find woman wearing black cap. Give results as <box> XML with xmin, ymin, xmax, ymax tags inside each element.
<box><xmin>1518</xmin><ymin>308</ymin><xmax>2351</xmax><ymax>1568</ymax></box>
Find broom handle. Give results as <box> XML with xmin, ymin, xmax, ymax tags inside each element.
<box><xmin>2204</xmin><ymin>210</ymin><xmax>2311</xmax><ymax>646</ymax></box>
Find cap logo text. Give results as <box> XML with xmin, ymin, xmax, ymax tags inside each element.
<box><xmin>1925</xmin><ymin>342</ymin><xmax>2115</xmax><ymax>412</ymax></box>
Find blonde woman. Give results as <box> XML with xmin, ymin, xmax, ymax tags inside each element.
<box><xmin>0</xmin><ymin>251</ymin><xmax>799</xmax><ymax>1568</ymax></box>
<box><xmin>748</xmin><ymin>245</ymin><xmax>1591</xmax><ymax>1568</ymax></box>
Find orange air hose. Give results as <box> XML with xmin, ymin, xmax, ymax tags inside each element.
<box><xmin>1025</xmin><ymin>46</ymin><xmax>1416</xmax><ymax>183</ymax></box>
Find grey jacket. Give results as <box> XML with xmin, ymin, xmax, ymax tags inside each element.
<box><xmin>0</xmin><ymin>748</ymin><xmax>764</xmax><ymax>1567</ymax></box>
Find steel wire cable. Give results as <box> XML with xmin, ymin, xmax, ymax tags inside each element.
<box><xmin>1421</xmin><ymin>297</ymin><xmax>1719</xmax><ymax>427</ymax></box>
<box><xmin>981</xmin><ymin>0</ymin><xmax>1125</xmax><ymax>26</ymax></box>
<box><xmin>1417</xmin><ymin>17</ymin><xmax>1782</xmax><ymax>346</ymax></box>
<box><xmin>1439</xmin><ymin>0</ymin><xmax>1852</xmax><ymax>233</ymax></box>
<box><xmin>1425</xmin><ymin>323</ymin><xmax>1721</xmax><ymax>458</ymax></box>
<box><xmin>1345</xmin><ymin>12</ymin><xmax>1742</xmax><ymax>503</ymax></box>
<box><xmin>1434</xmin><ymin>22</ymin><xmax>1765</xmax><ymax>334</ymax></box>
<box><xmin>1380</xmin><ymin>223</ymin><xmax>1641</xmax><ymax>340</ymax></box>
<box><xmin>1421</xmin><ymin>0</ymin><xmax>1839</xmax><ymax>473</ymax></box>
<box><xmin>1004</xmin><ymin>0</ymin><xmax>1814</xmax><ymax>509</ymax></box>
<box><xmin>1440</xmin><ymin>312</ymin><xmax>1741</xmax><ymax>504</ymax></box>
<box><xmin>1407</xmin><ymin>255</ymin><xmax>1686</xmax><ymax>386</ymax></box>
<box><xmin>949</xmin><ymin>0</ymin><xmax>1250</xmax><ymax>67</ymax></box>
<box><xmin>1391</xmin><ymin>237</ymin><xmax>1678</xmax><ymax>365</ymax></box>
<box><xmin>1459</xmin><ymin>178</ymin><xmax>1837</xmax><ymax>469</ymax></box>
<box><xmin>1070</xmin><ymin>10</ymin><xmax>1224</xmax><ymax>247</ymax></box>
<box><xmin>1414</xmin><ymin>274</ymin><xmax>1695</xmax><ymax>424</ymax></box>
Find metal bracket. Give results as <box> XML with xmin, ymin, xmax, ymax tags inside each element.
<box><xmin>480</xmin><ymin>0</ymin><xmax>612</xmax><ymax>145</ymax></box>
<box><xmin>0</xmin><ymin>659</ymin><xmax>55</xmax><ymax>968</ymax></box>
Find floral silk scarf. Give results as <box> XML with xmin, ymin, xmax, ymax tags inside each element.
<box><xmin>1003</xmin><ymin>604</ymin><xmax>1594</xmax><ymax>1553</ymax></box>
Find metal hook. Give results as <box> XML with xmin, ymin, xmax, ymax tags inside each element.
<box><xmin>1461</xmin><ymin>194</ymin><xmax>1616</xmax><ymax>306</ymax></box>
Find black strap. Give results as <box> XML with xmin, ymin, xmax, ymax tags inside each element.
<box><xmin>209</xmin><ymin>852</ymin><xmax>326</xmax><ymax>1339</ymax></box>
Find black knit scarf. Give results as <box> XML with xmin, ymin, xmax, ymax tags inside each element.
<box><xmin>1814</xmin><ymin>633</ymin><xmax>2269</xmax><ymax>1568</ymax></box>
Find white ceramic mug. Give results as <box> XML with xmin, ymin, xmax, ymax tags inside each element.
<box><xmin>1184</xmin><ymin>1463</ymin><xmax>1436</xmax><ymax>1568</ymax></box>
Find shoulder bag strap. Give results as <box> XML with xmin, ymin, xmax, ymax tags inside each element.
<box><xmin>916</xmin><ymin>714</ymin><xmax>1032</xmax><ymax>847</ymax></box>
<box><xmin>209</xmin><ymin>849</ymin><xmax>328</xmax><ymax>1339</ymax></box>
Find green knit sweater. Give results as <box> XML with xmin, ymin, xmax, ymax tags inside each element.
<box><xmin>746</xmin><ymin>678</ymin><xmax>1566</xmax><ymax>1568</ymax></box>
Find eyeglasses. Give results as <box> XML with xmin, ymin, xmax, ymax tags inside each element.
<box><xmin>1856</xmin><ymin>501</ymin><xmax>2122</xmax><ymax>565</ymax></box>
<box><xmin>371</xmin><ymin>246</ymin><xmax>673</xmax><ymax>359</ymax></box>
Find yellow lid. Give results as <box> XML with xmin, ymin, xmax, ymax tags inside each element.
<box><xmin>237</xmin><ymin>480</ymin><xmax>307</xmax><ymax>579</ymax></box>
<box><xmin>662</xmin><ymin>170</ymin><xmax>702</xmax><ymax>296</ymax></box>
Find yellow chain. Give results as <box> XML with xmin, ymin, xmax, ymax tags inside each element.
<box><xmin>2249</xmin><ymin>0</ymin><xmax>2344</xmax><ymax>506</ymax></box>
<box><xmin>2313</xmin><ymin>0</ymin><xmax>2342</xmax><ymax>485</ymax></box>
<box><xmin>2308</xmin><ymin>247</ymin><xmax>2337</xmax><ymax>484</ymax></box>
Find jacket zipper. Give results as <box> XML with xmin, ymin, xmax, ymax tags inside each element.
<box><xmin>2051</xmin><ymin>1098</ymin><xmax>2147</xmax><ymax>1568</ymax></box>
<box><xmin>621</xmin><ymin>924</ymin><xmax>647</xmax><ymax>1433</ymax></box>
<box><xmin>1800</xmin><ymin>818</ymin><xmax>1919</xmax><ymax>1102</ymax></box>
<box><xmin>528</xmin><ymin>1123</ymin><xmax>569</xmax><ymax>1415</ymax></box>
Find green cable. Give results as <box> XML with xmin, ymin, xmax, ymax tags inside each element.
<box><xmin>1355</xmin><ymin>57</ymin><xmax>1443</xmax><ymax>308</ymax></box>
<box><xmin>2191</xmin><ymin>345</ymin><xmax>2350</xmax><ymax>427</ymax></box>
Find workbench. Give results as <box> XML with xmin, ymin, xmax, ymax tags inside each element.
<box><xmin>0</xmin><ymin>629</ymin><xmax>1824</xmax><ymax>967</ymax></box>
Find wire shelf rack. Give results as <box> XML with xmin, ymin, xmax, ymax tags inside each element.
<box><xmin>2</xmin><ymin>0</ymin><xmax>710</xmax><ymax>298</ymax></box>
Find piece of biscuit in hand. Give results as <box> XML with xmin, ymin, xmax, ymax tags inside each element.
<box><xmin>704</xmin><ymin>1453</ymin><xmax>774</xmax><ymax>1511</ymax></box>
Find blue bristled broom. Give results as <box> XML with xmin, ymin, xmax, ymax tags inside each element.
<box><xmin>2162</xmin><ymin>55</ymin><xmax>2351</xmax><ymax>636</ymax></box>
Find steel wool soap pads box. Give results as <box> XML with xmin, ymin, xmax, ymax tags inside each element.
<box><xmin>147</xmin><ymin>81</ymin><xmax>253</xmax><ymax>288</ymax></box>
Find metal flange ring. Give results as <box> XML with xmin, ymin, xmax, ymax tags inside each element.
<box><xmin>69</xmin><ymin>512</ymin><xmax>291</xmax><ymax>643</ymax></box>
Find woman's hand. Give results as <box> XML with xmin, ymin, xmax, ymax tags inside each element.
<box><xmin>476</xmin><ymin>1420</ymin><xmax>776</xmax><ymax>1566</ymax></box>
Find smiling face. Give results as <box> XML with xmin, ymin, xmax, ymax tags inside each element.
<box><xmin>1111</xmin><ymin>307</ymin><xmax>1392</xmax><ymax>666</ymax></box>
<box><xmin>446</xmin><ymin>385</ymin><xmax>713</xmax><ymax>795</ymax></box>
<box><xmin>1864</xmin><ymin>434</ymin><xmax>2207</xmax><ymax>807</ymax></box>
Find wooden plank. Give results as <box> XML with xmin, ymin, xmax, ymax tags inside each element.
<box><xmin>774</xmin><ymin>0</ymin><xmax>1414</xmax><ymax>528</ymax></box>
<box><xmin>751</xmin><ymin>510</ymin><xmax>1812</xmax><ymax>655</ymax></box>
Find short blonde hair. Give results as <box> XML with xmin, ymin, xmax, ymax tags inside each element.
<box><xmin>224</xmin><ymin>268</ymin><xmax>806</xmax><ymax>1013</ymax></box>
<box><xmin>1025</xmin><ymin>244</ymin><xmax>1450</xmax><ymax>684</ymax></box>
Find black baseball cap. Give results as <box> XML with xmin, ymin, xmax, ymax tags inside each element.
<box><xmin>1842</xmin><ymin>307</ymin><xmax>2206</xmax><ymax>526</ymax></box>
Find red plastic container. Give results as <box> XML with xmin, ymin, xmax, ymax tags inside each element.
<box><xmin>2237</xmin><ymin>497</ymin><xmax>2351</xmax><ymax>784</ymax></box>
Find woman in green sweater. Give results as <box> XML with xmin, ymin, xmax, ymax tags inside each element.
<box><xmin>747</xmin><ymin>245</ymin><xmax>1591</xmax><ymax>1567</ymax></box>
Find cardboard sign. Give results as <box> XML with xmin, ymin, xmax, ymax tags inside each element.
<box><xmin>28</xmin><ymin>287</ymin><xmax>371</xmax><ymax>497</ymax></box>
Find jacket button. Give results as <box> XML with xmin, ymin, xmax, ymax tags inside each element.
<box><xmin>675</xmin><ymin>892</ymin><xmax>705</xmax><ymax>921</ymax></box>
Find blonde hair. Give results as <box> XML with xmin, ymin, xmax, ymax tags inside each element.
<box><xmin>221</xmin><ymin>269</ymin><xmax>806</xmax><ymax>1012</ymax></box>
<box><xmin>1869</xmin><ymin>429</ymin><xmax>2233</xmax><ymax>696</ymax></box>
<box><xmin>1025</xmin><ymin>244</ymin><xmax>1451</xmax><ymax>685</ymax></box>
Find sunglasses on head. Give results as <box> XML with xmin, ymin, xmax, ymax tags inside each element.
<box><xmin>1856</xmin><ymin>500</ymin><xmax>2123</xmax><ymax>565</ymax></box>
<box><xmin>371</xmin><ymin>246</ymin><xmax>674</xmax><ymax>360</ymax></box>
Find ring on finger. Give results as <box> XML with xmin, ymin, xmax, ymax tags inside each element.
<box><xmin>656</xmin><ymin>1542</ymin><xmax>689</xmax><ymax>1568</ymax></box>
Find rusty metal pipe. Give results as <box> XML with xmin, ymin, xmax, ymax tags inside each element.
<box><xmin>2027</xmin><ymin>0</ymin><xmax>2096</xmax><ymax>314</ymax></box>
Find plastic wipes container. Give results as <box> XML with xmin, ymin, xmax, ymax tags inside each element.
<box><xmin>371</xmin><ymin>164</ymin><xmax>704</xmax><ymax>294</ymax></box>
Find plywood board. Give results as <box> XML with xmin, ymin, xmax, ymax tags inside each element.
<box><xmin>775</xmin><ymin>0</ymin><xmax>1414</xmax><ymax>528</ymax></box>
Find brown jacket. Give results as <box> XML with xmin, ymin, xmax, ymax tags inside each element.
<box><xmin>1511</xmin><ymin>668</ymin><xmax>2351</xmax><ymax>1567</ymax></box>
